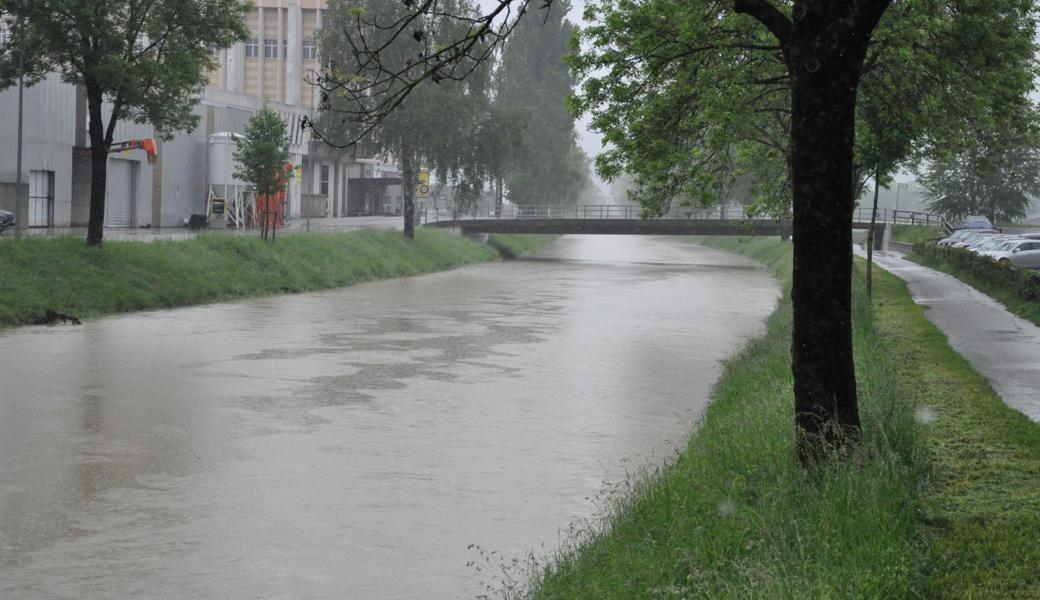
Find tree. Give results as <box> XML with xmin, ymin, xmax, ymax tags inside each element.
<box><xmin>570</xmin><ymin>0</ymin><xmax>1038</xmax><ymax>462</ymax></box>
<box><xmin>317</xmin><ymin>0</ymin><xmax>496</xmax><ymax>238</ymax></box>
<box><xmin>496</xmin><ymin>3</ymin><xmax>588</xmax><ymax>206</ymax></box>
<box><xmin>0</xmin><ymin>0</ymin><xmax>248</xmax><ymax>246</ymax></box>
<box><xmin>922</xmin><ymin>130</ymin><xmax>1040</xmax><ymax>225</ymax></box>
<box><xmin>234</xmin><ymin>106</ymin><xmax>291</xmax><ymax>240</ymax></box>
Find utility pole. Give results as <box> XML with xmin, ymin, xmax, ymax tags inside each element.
<box><xmin>14</xmin><ymin>10</ymin><xmax>26</xmax><ymax>238</ymax></box>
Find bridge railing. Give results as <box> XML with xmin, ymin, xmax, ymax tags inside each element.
<box><xmin>421</xmin><ymin>204</ymin><xmax>943</xmax><ymax>226</ymax></box>
<box><xmin>420</xmin><ymin>204</ymin><xmax>762</xmax><ymax>223</ymax></box>
<box><xmin>851</xmin><ymin>207</ymin><xmax>942</xmax><ymax>226</ymax></box>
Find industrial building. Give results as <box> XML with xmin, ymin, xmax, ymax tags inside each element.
<box><xmin>0</xmin><ymin>0</ymin><xmax>404</xmax><ymax>230</ymax></box>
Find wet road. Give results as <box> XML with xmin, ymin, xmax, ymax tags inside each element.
<box><xmin>0</xmin><ymin>235</ymin><xmax>779</xmax><ymax>599</ymax></box>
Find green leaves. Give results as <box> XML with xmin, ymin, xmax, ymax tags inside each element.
<box><xmin>0</xmin><ymin>0</ymin><xmax>250</xmax><ymax>138</ymax></box>
<box><xmin>234</xmin><ymin>106</ymin><xmax>291</xmax><ymax>199</ymax></box>
<box><xmin>569</xmin><ymin>0</ymin><xmax>1039</xmax><ymax>216</ymax></box>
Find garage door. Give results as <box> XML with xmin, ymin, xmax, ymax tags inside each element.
<box><xmin>105</xmin><ymin>160</ymin><xmax>134</xmax><ymax>228</ymax></box>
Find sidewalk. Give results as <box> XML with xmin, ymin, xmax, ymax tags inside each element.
<box><xmin>862</xmin><ymin>248</ymin><xmax>1040</xmax><ymax>423</ymax></box>
<box><xmin>1</xmin><ymin>216</ymin><xmax>403</xmax><ymax>242</ymax></box>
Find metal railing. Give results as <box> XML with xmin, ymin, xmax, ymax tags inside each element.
<box><xmin>421</xmin><ymin>204</ymin><xmax>943</xmax><ymax>227</ymax></box>
<box><xmin>851</xmin><ymin>207</ymin><xmax>942</xmax><ymax>226</ymax></box>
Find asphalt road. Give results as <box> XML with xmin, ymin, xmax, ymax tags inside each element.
<box><xmin>864</xmin><ymin>249</ymin><xmax>1040</xmax><ymax>423</ymax></box>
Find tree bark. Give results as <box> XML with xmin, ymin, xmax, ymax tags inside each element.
<box><xmin>735</xmin><ymin>0</ymin><xmax>890</xmax><ymax>464</ymax></box>
<box><xmin>86</xmin><ymin>88</ymin><xmax>110</xmax><ymax>247</ymax></box>
<box><xmin>401</xmin><ymin>141</ymin><xmax>416</xmax><ymax>239</ymax></box>
<box><xmin>788</xmin><ymin>24</ymin><xmax>871</xmax><ymax>463</ymax></box>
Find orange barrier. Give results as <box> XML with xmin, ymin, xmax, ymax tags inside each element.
<box><xmin>254</xmin><ymin>163</ymin><xmax>294</xmax><ymax>233</ymax></box>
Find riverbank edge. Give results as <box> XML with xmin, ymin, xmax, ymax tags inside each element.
<box><xmin>530</xmin><ymin>237</ymin><xmax>1040</xmax><ymax>598</ymax></box>
<box><xmin>0</xmin><ymin>230</ymin><xmax>558</xmax><ymax>328</ymax></box>
<box><xmin>529</xmin><ymin>237</ymin><xmax>929</xmax><ymax>598</ymax></box>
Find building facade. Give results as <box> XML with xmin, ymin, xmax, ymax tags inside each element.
<box><xmin>0</xmin><ymin>1</ymin><xmax>397</xmax><ymax>229</ymax></box>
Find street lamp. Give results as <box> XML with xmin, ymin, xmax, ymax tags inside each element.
<box><xmin>894</xmin><ymin>182</ymin><xmax>908</xmax><ymax>211</ymax></box>
<box><xmin>13</xmin><ymin>9</ymin><xmax>25</xmax><ymax>237</ymax></box>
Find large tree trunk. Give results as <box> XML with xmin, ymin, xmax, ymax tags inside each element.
<box><xmin>788</xmin><ymin>38</ymin><xmax>866</xmax><ymax>463</ymax></box>
<box><xmin>86</xmin><ymin>90</ymin><xmax>110</xmax><ymax>247</ymax></box>
<box><xmin>401</xmin><ymin>142</ymin><xmax>416</xmax><ymax>239</ymax></box>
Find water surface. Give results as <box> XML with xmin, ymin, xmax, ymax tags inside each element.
<box><xmin>0</xmin><ymin>235</ymin><xmax>779</xmax><ymax>599</ymax></box>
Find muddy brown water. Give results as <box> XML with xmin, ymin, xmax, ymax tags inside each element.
<box><xmin>0</xmin><ymin>235</ymin><xmax>779</xmax><ymax>599</ymax></box>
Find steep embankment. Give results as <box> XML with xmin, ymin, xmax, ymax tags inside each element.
<box><xmin>0</xmin><ymin>230</ymin><xmax>556</xmax><ymax>327</ymax></box>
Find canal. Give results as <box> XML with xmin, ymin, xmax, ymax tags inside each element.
<box><xmin>0</xmin><ymin>235</ymin><xmax>779</xmax><ymax>599</ymax></box>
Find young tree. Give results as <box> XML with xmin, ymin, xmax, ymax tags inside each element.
<box><xmin>234</xmin><ymin>106</ymin><xmax>291</xmax><ymax>241</ymax></box>
<box><xmin>316</xmin><ymin>0</ymin><xmax>495</xmax><ymax>238</ymax></box>
<box><xmin>0</xmin><ymin>0</ymin><xmax>248</xmax><ymax>246</ymax></box>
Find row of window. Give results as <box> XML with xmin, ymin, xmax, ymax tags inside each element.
<box><xmin>244</xmin><ymin>38</ymin><xmax>317</xmax><ymax>60</ymax></box>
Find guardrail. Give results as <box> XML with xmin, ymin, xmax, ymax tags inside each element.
<box><xmin>420</xmin><ymin>204</ymin><xmax>943</xmax><ymax>226</ymax></box>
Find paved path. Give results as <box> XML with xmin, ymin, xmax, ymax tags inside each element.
<box><xmin>863</xmin><ymin>249</ymin><xmax>1040</xmax><ymax>422</ymax></box>
<box><xmin>1</xmin><ymin>216</ymin><xmax>403</xmax><ymax>242</ymax></box>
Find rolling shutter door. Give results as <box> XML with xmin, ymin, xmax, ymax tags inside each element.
<box><xmin>105</xmin><ymin>160</ymin><xmax>133</xmax><ymax>228</ymax></box>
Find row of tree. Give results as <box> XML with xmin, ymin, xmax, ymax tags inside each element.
<box><xmin>315</xmin><ymin>0</ymin><xmax>590</xmax><ymax>237</ymax></box>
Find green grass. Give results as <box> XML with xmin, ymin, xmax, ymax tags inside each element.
<box><xmin>527</xmin><ymin>236</ymin><xmax>1040</xmax><ymax>599</ymax></box>
<box><xmin>0</xmin><ymin>229</ymin><xmax>557</xmax><ymax>327</ymax></box>
<box><xmin>871</xmin><ymin>264</ymin><xmax>1040</xmax><ymax>598</ymax></box>
<box><xmin>531</xmin><ymin>237</ymin><xmax>929</xmax><ymax>598</ymax></box>
<box><xmin>892</xmin><ymin>224</ymin><xmax>943</xmax><ymax>245</ymax></box>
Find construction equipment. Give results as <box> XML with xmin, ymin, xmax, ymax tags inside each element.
<box><xmin>108</xmin><ymin>139</ymin><xmax>158</xmax><ymax>164</ymax></box>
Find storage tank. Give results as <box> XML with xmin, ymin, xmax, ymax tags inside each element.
<box><xmin>208</xmin><ymin>132</ymin><xmax>247</xmax><ymax>190</ymax></box>
<box><xmin>208</xmin><ymin>132</ymin><xmax>248</xmax><ymax>228</ymax></box>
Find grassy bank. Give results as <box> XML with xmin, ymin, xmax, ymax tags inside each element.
<box><xmin>530</xmin><ymin>237</ymin><xmax>1040</xmax><ymax>598</ymax></box>
<box><xmin>892</xmin><ymin>224</ymin><xmax>942</xmax><ymax>245</ymax></box>
<box><xmin>0</xmin><ymin>229</ymin><xmax>556</xmax><ymax>327</ymax></box>
<box><xmin>532</xmin><ymin>238</ymin><xmax>929</xmax><ymax>598</ymax></box>
<box><xmin>872</xmin><ymin>258</ymin><xmax>1040</xmax><ymax>597</ymax></box>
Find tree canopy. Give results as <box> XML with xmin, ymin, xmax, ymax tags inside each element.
<box><xmin>569</xmin><ymin>0</ymin><xmax>1039</xmax><ymax>217</ymax></box>
<box><xmin>317</xmin><ymin>0</ymin><xmax>498</xmax><ymax>236</ymax></box>
<box><xmin>235</xmin><ymin>106</ymin><xmax>291</xmax><ymax>200</ymax></box>
<box><xmin>922</xmin><ymin>128</ymin><xmax>1040</xmax><ymax>224</ymax></box>
<box><xmin>495</xmin><ymin>2</ymin><xmax>590</xmax><ymax>206</ymax></box>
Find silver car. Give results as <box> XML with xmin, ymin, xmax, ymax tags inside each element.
<box><xmin>987</xmin><ymin>239</ymin><xmax>1040</xmax><ymax>269</ymax></box>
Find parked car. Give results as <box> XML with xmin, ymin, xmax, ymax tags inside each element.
<box><xmin>939</xmin><ymin>229</ymin><xmax>994</xmax><ymax>246</ymax></box>
<box><xmin>986</xmin><ymin>239</ymin><xmax>1040</xmax><ymax>269</ymax></box>
<box><xmin>0</xmin><ymin>209</ymin><xmax>15</xmax><ymax>233</ymax></box>
<box><xmin>962</xmin><ymin>215</ymin><xmax>995</xmax><ymax>229</ymax></box>
<box><xmin>952</xmin><ymin>231</ymin><xmax>1001</xmax><ymax>249</ymax></box>
<box><xmin>966</xmin><ymin>235</ymin><xmax>1018</xmax><ymax>254</ymax></box>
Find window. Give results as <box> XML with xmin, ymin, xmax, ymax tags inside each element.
<box><xmin>0</xmin><ymin>19</ymin><xmax>11</xmax><ymax>47</ymax></box>
<box><xmin>245</xmin><ymin>38</ymin><xmax>258</xmax><ymax>58</ymax></box>
<box><xmin>319</xmin><ymin>165</ymin><xmax>330</xmax><ymax>195</ymax></box>
<box><xmin>264</xmin><ymin>38</ymin><xmax>279</xmax><ymax>59</ymax></box>
<box><xmin>303</xmin><ymin>38</ymin><xmax>317</xmax><ymax>60</ymax></box>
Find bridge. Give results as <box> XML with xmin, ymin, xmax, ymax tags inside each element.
<box><xmin>421</xmin><ymin>205</ymin><xmax>944</xmax><ymax>236</ymax></box>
